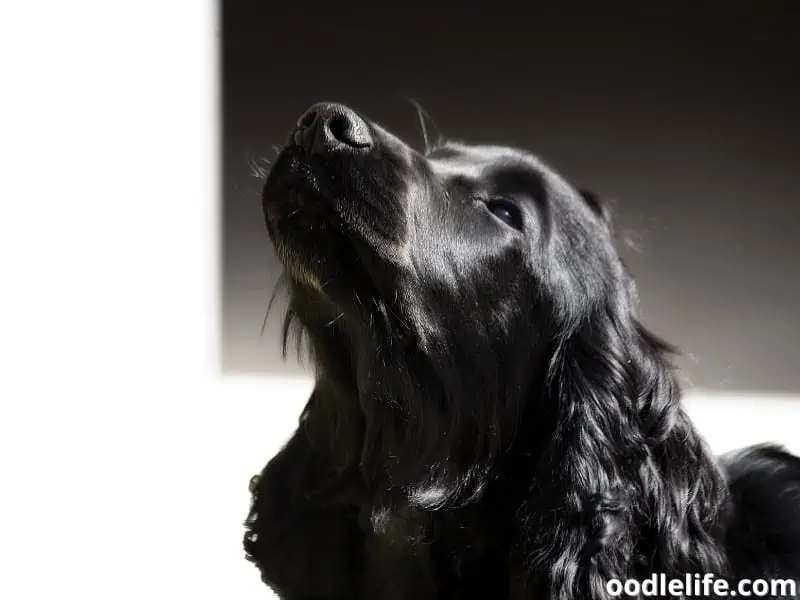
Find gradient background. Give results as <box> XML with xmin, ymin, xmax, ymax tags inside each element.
<box><xmin>223</xmin><ymin>1</ymin><xmax>799</xmax><ymax>393</ymax></box>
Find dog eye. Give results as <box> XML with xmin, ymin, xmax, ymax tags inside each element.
<box><xmin>485</xmin><ymin>199</ymin><xmax>522</xmax><ymax>230</ymax></box>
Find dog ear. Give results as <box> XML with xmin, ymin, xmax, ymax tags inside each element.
<box><xmin>515</xmin><ymin>318</ymin><xmax>730</xmax><ymax>598</ymax></box>
<box><xmin>578</xmin><ymin>189</ymin><xmax>614</xmax><ymax>230</ymax></box>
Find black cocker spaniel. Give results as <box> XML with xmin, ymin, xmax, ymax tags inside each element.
<box><xmin>244</xmin><ymin>103</ymin><xmax>800</xmax><ymax>599</ymax></box>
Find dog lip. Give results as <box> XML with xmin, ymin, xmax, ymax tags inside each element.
<box><xmin>263</xmin><ymin>149</ymin><xmax>346</xmax><ymax>234</ymax></box>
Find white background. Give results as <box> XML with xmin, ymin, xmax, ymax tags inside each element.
<box><xmin>0</xmin><ymin>3</ymin><xmax>797</xmax><ymax>599</ymax></box>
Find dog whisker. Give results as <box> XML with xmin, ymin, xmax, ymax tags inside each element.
<box><xmin>406</xmin><ymin>98</ymin><xmax>443</xmax><ymax>155</ymax></box>
<box><xmin>325</xmin><ymin>312</ymin><xmax>345</xmax><ymax>327</ymax></box>
<box><xmin>407</xmin><ymin>98</ymin><xmax>431</xmax><ymax>154</ymax></box>
<box><xmin>246</xmin><ymin>154</ymin><xmax>271</xmax><ymax>180</ymax></box>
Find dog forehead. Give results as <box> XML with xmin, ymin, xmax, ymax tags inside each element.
<box><xmin>427</xmin><ymin>143</ymin><xmax>553</xmax><ymax>198</ymax></box>
<box><xmin>428</xmin><ymin>143</ymin><xmax>544</xmax><ymax>180</ymax></box>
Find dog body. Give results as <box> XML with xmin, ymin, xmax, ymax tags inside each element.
<box><xmin>245</xmin><ymin>103</ymin><xmax>800</xmax><ymax>599</ymax></box>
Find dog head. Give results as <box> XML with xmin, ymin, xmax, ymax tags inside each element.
<box><xmin>264</xmin><ymin>102</ymin><xmax>624</xmax><ymax>348</ymax></box>
<box><xmin>262</xmin><ymin>105</ymin><xmax>726</xmax><ymax>569</ymax></box>
<box><xmin>263</xmin><ymin>103</ymin><xmax>636</xmax><ymax>505</ymax></box>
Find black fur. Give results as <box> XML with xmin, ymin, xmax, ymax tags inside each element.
<box><xmin>244</xmin><ymin>103</ymin><xmax>800</xmax><ymax>599</ymax></box>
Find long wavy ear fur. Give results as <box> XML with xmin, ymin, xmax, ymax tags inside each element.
<box><xmin>517</xmin><ymin>307</ymin><xmax>731</xmax><ymax>598</ymax></box>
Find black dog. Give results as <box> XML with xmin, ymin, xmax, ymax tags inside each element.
<box><xmin>245</xmin><ymin>103</ymin><xmax>800</xmax><ymax>599</ymax></box>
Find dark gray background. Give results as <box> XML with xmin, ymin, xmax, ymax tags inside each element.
<box><xmin>222</xmin><ymin>1</ymin><xmax>800</xmax><ymax>392</ymax></box>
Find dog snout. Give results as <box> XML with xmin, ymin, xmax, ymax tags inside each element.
<box><xmin>293</xmin><ymin>102</ymin><xmax>373</xmax><ymax>155</ymax></box>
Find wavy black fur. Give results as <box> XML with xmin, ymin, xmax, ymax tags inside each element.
<box><xmin>244</xmin><ymin>102</ymin><xmax>800</xmax><ymax>599</ymax></box>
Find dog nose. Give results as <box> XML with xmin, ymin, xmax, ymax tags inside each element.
<box><xmin>293</xmin><ymin>103</ymin><xmax>373</xmax><ymax>155</ymax></box>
